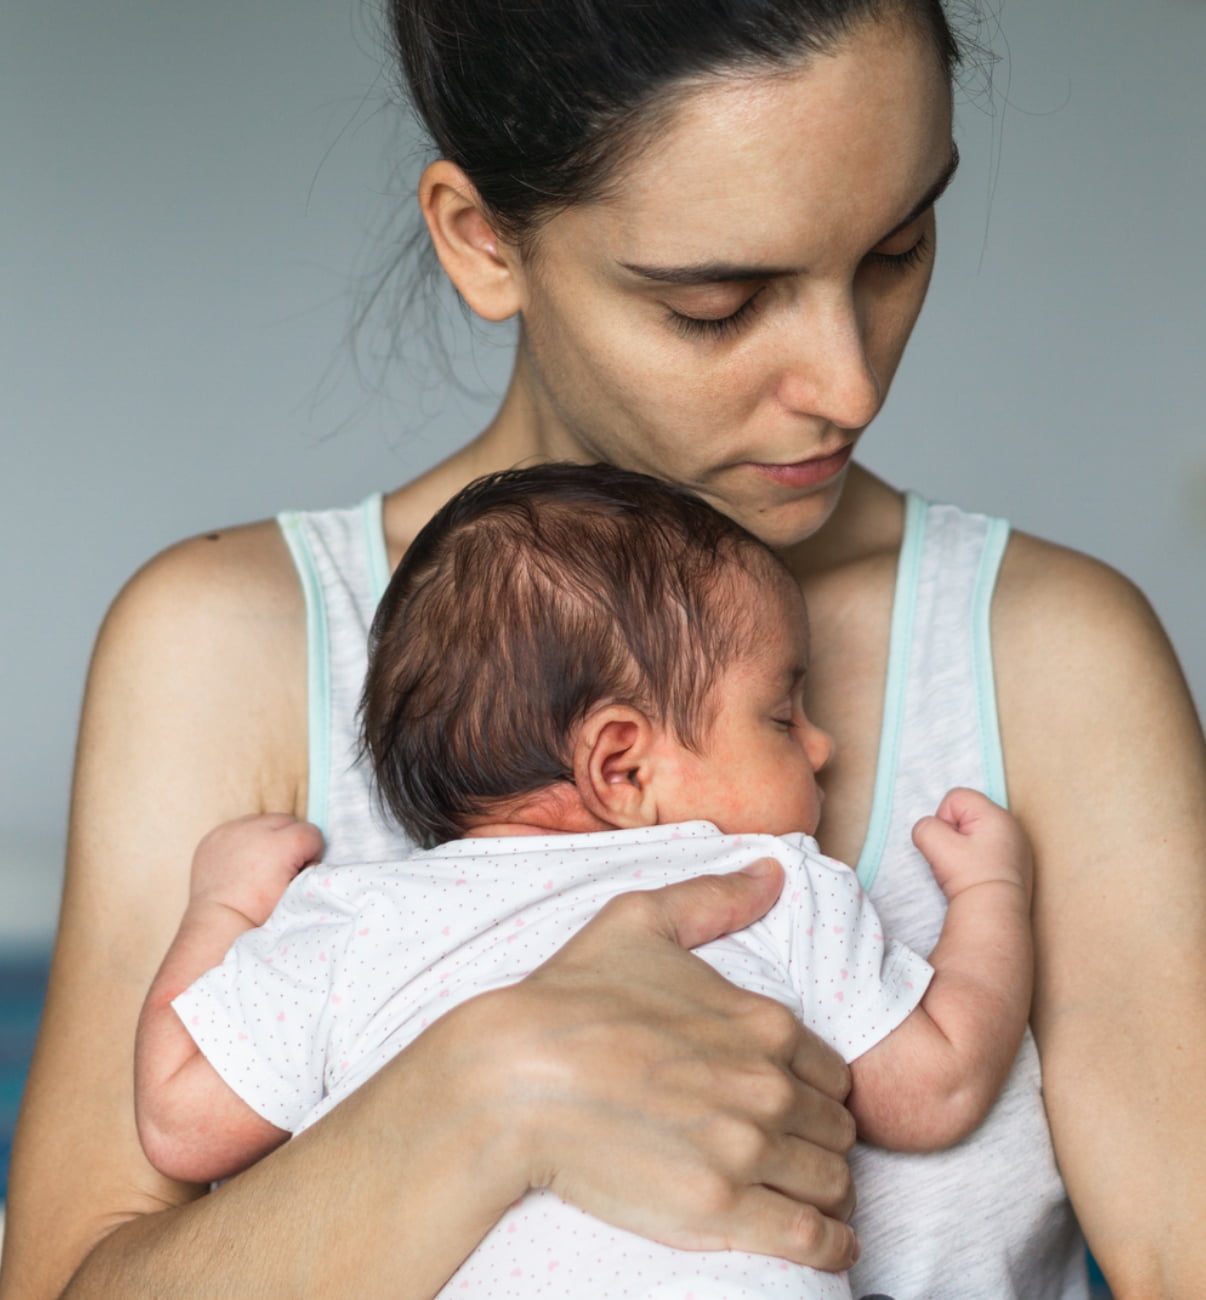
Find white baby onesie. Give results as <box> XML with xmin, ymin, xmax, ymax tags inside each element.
<box><xmin>176</xmin><ymin>820</ymin><xmax>932</xmax><ymax>1299</ymax></box>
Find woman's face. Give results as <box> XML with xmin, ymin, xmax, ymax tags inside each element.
<box><xmin>512</xmin><ymin>17</ymin><xmax>956</xmax><ymax>548</ymax></box>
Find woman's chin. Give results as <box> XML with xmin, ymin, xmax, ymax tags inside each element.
<box><xmin>723</xmin><ymin>474</ymin><xmax>851</xmax><ymax>552</ymax></box>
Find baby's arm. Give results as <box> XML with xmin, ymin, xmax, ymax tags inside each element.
<box><xmin>134</xmin><ymin>813</ymin><xmax>322</xmax><ymax>1183</ymax></box>
<box><xmin>848</xmin><ymin>788</ymin><xmax>1034</xmax><ymax>1151</ymax></box>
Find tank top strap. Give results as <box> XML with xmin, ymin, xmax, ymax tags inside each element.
<box><xmin>856</xmin><ymin>492</ymin><xmax>1011</xmax><ymax>945</ymax></box>
<box><xmin>846</xmin><ymin>497</ymin><xmax>1087</xmax><ymax>1299</ymax></box>
<box><xmin>277</xmin><ymin>495</ymin><xmax>406</xmax><ymax>865</ymax></box>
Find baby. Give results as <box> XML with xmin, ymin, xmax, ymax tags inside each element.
<box><xmin>136</xmin><ymin>463</ymin><xmax>1033</xmax><ymax>1300</ymax></box>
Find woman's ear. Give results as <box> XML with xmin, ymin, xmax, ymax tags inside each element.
<box><xmin>574</xmin><ymin>705</ymin><xmax>663</xmax><ymax>830</ymax></box>
<box><xmin>418</xmin><ymin>160</ymin><xmax>523</xmax><ymax>322</ymax></box>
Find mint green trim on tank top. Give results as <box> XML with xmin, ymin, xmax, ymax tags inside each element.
<box><xmin>360</xmin><ymin>493</ymin><xmax>391</xmax><ymax>604</ymax></box>
<box><xmin>856</xmin><ymin>491</ymin><xmax>928</xmax><ymax>894</ymax></box>
<box><xmin>972</xmin><ymin>516</ymin><xmax>1011</xmax><ymax>808</ymax></box>
<box><xmin>277</xmin><ymin>511</ymin><xmax>332</xmax><ymax>838</ymax></box>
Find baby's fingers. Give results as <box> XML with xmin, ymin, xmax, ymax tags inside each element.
<box><xmin>910</xmin><ymin>811</ymin><xmax>961</xmax><ymax>858</ymax></box>
<box><xmin>270</xmin><ymin>816</ymin><xmax>325</xmax><ymax>870</ymax></box>
<box><xmin>931</xmin><ymin>786</ymin><xmax>997</xmax><ymax>832</ymax></box>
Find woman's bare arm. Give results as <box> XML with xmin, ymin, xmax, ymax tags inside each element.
<box><xmin>997</xmin><ymin>536</ymin><xmax>1206</xmax><ymax>1299</ymax></box>
<box><xmin>0</xmin><ymin>526</ymin><xmax>859</xmax><ymax>1298</ymax></box>
<box><xmin>1</xmin><ymin>525</ymin><xmax>310</xmax><ymax>1296</ymax></box>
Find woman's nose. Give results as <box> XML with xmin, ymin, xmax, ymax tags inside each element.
<box><xmin>775</xmin><ymin>295</ymin><xmax>881</xmax><ymax>432</ymax></box>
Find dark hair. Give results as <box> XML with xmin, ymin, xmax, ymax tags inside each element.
<box><xmin>389</xmin><ymin>0</ymin><xmax>960</xmax><ymax>243</ymax></box>
<box><xmin>361</xmin><ymin>463</ymin><xmax>789</xmax><ymax>844</ymax></box>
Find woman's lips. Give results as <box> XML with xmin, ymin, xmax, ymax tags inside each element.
<box><xmin>746</xmin><ymin>443</ymin><xmax>854</xmax><ymax>489</ymax></box>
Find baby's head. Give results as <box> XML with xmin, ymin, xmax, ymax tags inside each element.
<box><xmin>362</xmin><ymin>463</ymin><xmax>831</xmax><ymax>845</ymax></box>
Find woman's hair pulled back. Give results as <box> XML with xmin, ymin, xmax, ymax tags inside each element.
<box><xmin>390</xmin><ymin>0</ymin><xmax>960</xmax><ymax>245</ymax></box>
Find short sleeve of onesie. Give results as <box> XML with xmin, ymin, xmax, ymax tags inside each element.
<box><xmin>171</xmin><ymin>868</ymin><xmax>358</xmax><ymax>1130</ymax></box>
<box><xmin>780</xmin><ymin>835</ymin><xmax>935</xmax><ymax>1063</ymax></box>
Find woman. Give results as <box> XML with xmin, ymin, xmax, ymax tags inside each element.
<box><xmin>4</xmin><ymin>1</ymin><xmax>1203</xmax><ymax>1296</ymax></box>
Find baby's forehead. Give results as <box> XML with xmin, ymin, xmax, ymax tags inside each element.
<box><xmin>733</xmin><ymin>548</ymin><xmax>808</xmax><ymax>614</ymax></box>
<box><xmin>726</xmin><ymin>559</ymin><xmax>811</xmax><ymax>665</ymax></box>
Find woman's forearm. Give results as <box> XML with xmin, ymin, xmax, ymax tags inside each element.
<box><xmin>69</xmin><ymin>1003</ymin><xmax>524</xmax><ymax>1299</ymax></box>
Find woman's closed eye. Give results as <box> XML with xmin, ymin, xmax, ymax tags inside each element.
<box><xmin>866</xmin><ymin>230</ymin><xmax>932</xmax><ymax>274</ymax></box>
<box><xmin>864</xmin><ymin>208</ymin><xmax>935</xmax><ymax>275</ymax></box>
<box><xmin>666</xmin><ymin>287</ymin><xmax>767</xmax><ymax>341</ymax></box>
<box><xmin>666</xmin><ymin>227</ymin><xmax>933</xmax><ymax>342</ymax></box>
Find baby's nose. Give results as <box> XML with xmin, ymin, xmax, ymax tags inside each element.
<box><xmin>808</xmin><ymin>723</ymin><xmax>835</xmax><ymax>772</ymax></box>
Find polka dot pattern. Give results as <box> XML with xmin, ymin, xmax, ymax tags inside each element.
<box><xmin>173</xmin><ymin>821</ymin><xmax>932</xmax><ymax>1296</ymax></box>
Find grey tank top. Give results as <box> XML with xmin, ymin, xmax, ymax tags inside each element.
<box><xmin>277</xmin><ymin>491</ymin><xmax>1089</xmax><ymax>1300</ymax></box>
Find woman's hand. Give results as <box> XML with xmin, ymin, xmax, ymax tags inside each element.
<box><xmin>463</xmin><ymin>858</ymin><xmax>860</xmax><ymax>1271</ymax></box>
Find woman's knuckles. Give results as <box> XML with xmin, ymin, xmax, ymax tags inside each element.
<box><xmin>762</xmin><ymin>1137</ymin><xmax>853</xmax><ymax>1218</ymax></box>
<box><xmin>700</xmin><ymin>1113</ymin><xmax>774</xmax><ymax>1179</ymax></box>
<box><xmin>736</xmin><ymin>994</ymin><xmax>803</xmax><ymax>1057</ymax></box>
<box><xmin>739</xmin><ymin>1062</ymin><xmax>799</xmax><ymax>1122</ymax></box>
<box><xmin>593</xmin><ymin>888</ymin><xmax>665</xmax><ymax>933</ymax></box>
<box><xmin>810</xmin><ymin>1150</ymin><xmax>856</xmax><ymax>1218</ymax></box>
<box><xmin>782</xmin><ymin>1203</ymin><xmax>831</xmax><ymax>1258</ymax></box>
<box><xmin>682</xmin><ymin>1166</ymin><xmax>746</xmax><ymax>1222</ymax></box>
<box><xmin>818</xmin><ymin>1097</ymin><xmax>858</xmax><ymax>1154</ymax></box>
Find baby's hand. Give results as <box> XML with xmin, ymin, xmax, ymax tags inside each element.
<box><xmin>911</xmin><ymin>788</ymin><xmax>1034</xmax><ymax>906</ymax></box>
<box><xmin>189</xmin><ymin>813</ymin><xmax>324</xmax><ymax>926</ymax></box>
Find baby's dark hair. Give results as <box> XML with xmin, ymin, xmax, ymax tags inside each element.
<box><xmin>361</xmin><ymin>463</ymin><xmax>790</xmax><ymax>844</ymax></box>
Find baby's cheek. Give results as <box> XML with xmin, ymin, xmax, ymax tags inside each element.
<box><xmin>705</xmin><ymin>788</ymin><xmax>752</xmax><ymax>835</ymax></box>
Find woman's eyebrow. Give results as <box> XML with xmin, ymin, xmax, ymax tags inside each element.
<box><xmin>618</xmin><ymin>143</ymin><xmax>961</xmax><ymax>287</ymax></box>
<box><xmin>618</xmin><ymin>259</ymin><xmax>803</xmax><ymax>286</ymax></box>
<box><xmin>878</xmin><ymin>141</ymin><xmax>961</xmax><ymax>242</ymax></box>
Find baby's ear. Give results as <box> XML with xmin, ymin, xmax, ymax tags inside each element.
<box><xmin>574</xmin><ymin>704</ymin><xmax>662</xmax><ymax>829</ymax></box>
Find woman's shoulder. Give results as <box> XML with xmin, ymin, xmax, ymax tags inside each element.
<box><xmin>992</xmin><ymin>529</ymin><xmax>1199</xmax><ymax>816</ymax></box>
<box><xmin>113</xmin><ymin>516</ymin><xmax>304</xmax><ymax>629</ymax></box>
<box><xmin>994</xmin><ymin>528</ymin><xmax>1167</xmax><ymax>664</ymax></box>
<box><xmin>89</xmin><ymin>517</ymin><xmax>310</xmax><ymax>811</ymax></box>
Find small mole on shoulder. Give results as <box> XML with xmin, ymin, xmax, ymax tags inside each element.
<box><xmin>205</xmin><ymin>532</ymin><xmax>221</xmax><ymax>542</ymax></box>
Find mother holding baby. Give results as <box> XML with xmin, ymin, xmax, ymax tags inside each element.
<box><xmin>4</xmin><ymin>1</ymin><xmax>1204</xmax><ymax>1297</ymax></box>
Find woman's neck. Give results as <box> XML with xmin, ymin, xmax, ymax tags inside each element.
<box><xmin>380</xmin><ymin>347</ymin><xmax>579</xmax><ymax>568</ymax></box>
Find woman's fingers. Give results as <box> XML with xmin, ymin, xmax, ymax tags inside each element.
<box><xmin>634</xmin><ymin>857</ymin><xmax>787</xmax><ymax>950</ymax></box>
<box><xmin>762</xmin><ymin>1132</ymin><xmax>857</xmax><ymax>1222</ymax></box>
<box><xmin>679</xmin><ymin>1068</ymin><xmax>855</xmax><ymax>1219</ymax></box>
<box><xmin>788</xmin><ymin>1031</ymin><xmax>853</xmax><ymax>1109</ymax></box>
<box><xmin>726</xmin><ymin>1185</ymin><xmax>860</xmax><ymax>1271</ymax></box>
<box><xmin>486</xmin><ymin>868</ymin><xmax>862</xmax><ymax>1263</ymax></box>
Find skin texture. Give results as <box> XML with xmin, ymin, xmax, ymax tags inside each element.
<box><xmin>4</xmin><ymin>14</ymin><xmax>1204</xmax><ymax>1299</ymax></box>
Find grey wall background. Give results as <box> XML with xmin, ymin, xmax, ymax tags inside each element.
<box><xmin>3</xmin><ymin>0</ymin><xmax>1203</xmax><ymax>948</ymax></box>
